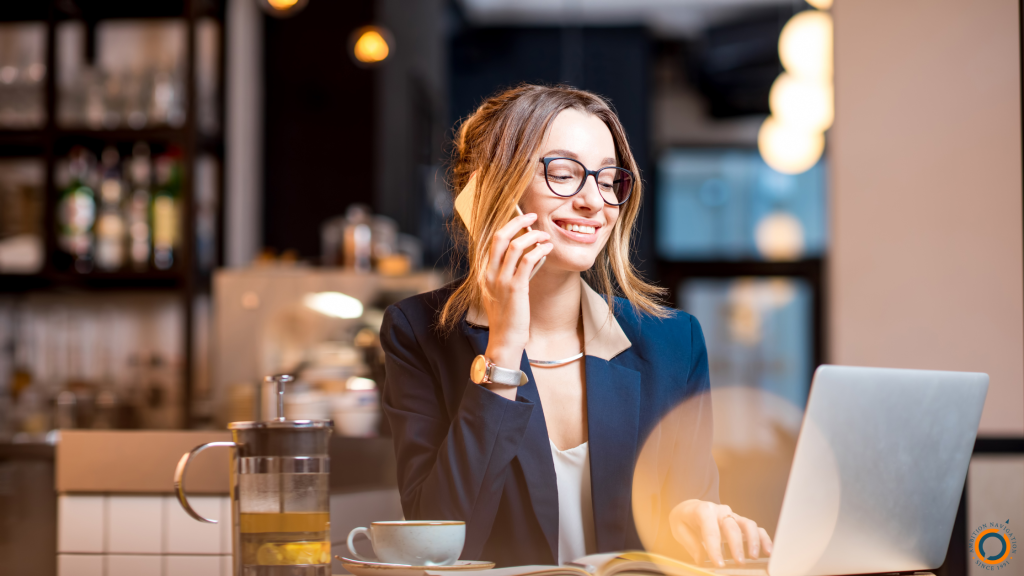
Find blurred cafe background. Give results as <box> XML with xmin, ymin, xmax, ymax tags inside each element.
<box><xmin>0</xmin><ymin>0</ymin><xmax>1021</xmax><ymax>575</ymax></box>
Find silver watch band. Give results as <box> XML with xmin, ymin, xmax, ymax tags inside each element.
<box><xmin>487</xmin><ymin>363</ymin><xmax>524</xmax><ymax>386</ymax></box>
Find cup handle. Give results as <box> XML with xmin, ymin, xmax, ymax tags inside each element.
<box><xmin>173</xmin><ymin>441</ymin><xmax>238</xmax><ymax>524</ymax></box>
<box><xmin>347</xmin><ymin>527</ymin><xmax>375</xmax><ymax>562</ymax></box>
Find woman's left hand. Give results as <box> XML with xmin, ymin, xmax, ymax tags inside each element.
<box><xmin>669</xmin><ymin>500</ymin><xmax>773</xmax><ymax>567</ymax></box>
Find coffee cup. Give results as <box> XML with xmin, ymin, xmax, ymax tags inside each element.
<box><xmin>346</xmin><ymin>520</ymin><xmax>466</xmax><ymax>566</ymax></box>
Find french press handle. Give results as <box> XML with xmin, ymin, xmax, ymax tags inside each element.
<box><xmin>173</xmin><ymin>441</ymin><xmax>238</xmax><ymax>524</ymax></box>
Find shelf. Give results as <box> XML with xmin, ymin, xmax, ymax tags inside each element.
<box><xmin>0</xmin><ymin>271</ymin><xmax>185</xmax><ymax>292</ymax></box>
<box><xmin>54</xmin><ymin>127</ymin><xmax>191</xmax><ymax>143</ymax></box>
<box><xmin>0</xmin><ymin>130</ymin><xmax>46</xmax><ymax>156</ymax></box>
<box><xmin>53</xmin><ymin>0</ymin><xmax>190</xmax><ymax>21</ymax></box>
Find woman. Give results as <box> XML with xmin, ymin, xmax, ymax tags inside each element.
<box><xmin>380</xmin><ymin>84</ymin><xmax>771</xmax><ymax>568</ymax></box>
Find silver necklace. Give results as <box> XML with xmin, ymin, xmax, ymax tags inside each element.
<box><xmin>528</xmin><ymin>351</ymin><xmax>584</xmax><ymax>367</ymax></box>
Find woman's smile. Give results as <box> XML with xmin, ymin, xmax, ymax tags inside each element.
<box><xmin>553</xmin><ymin>218</ymin><xmax>602</xmax><ymax>244</ymax></box>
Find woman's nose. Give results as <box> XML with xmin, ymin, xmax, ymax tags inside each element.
<box><xmin>573</xmin><ymin>175</ymin><xmax>604</xmax><ymax>211</ymax></box>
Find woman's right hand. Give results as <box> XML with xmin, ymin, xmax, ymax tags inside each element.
<box><xmin>480</xmin><ymin>212</ymin><xmax>552</xmax><ymax>396</ymax></box>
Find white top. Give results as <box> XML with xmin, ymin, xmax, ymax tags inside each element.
<box><xmin>550</xmin><ymin>439</ymin><xmax>597</xmax><ymax>565</ymax></box>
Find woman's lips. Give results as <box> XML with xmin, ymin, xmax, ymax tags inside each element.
<box><xmin>553</xmin><ymin>221</ymin><xmax>601</xmax><ymax>244</ymax></box>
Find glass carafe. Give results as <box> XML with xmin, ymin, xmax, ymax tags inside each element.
<box><xmin>175</xmin><ymin>375</ymin><xmax>333</xmax><ymax>576</ymax></box>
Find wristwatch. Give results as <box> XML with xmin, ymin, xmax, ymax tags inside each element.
<box><xmin>470</xmin><ymin>354</ymin><xmax>528</xmax><ymax>387</ymax></box>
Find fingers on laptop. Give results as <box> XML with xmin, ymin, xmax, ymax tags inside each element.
<box><xmin>697</xmin><ymin>502</ymin><xmax>724</xmax><ymax>566</ymax></box>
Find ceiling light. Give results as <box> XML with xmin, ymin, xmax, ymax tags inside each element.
<box><xmin>754</xmin><ymin>212</ymin><xmax>806</xmax><ymax>261</ymax></box>
<box><xmin>257</xmin><ymin>0</ymin><xmax>308</xmax><ymax>19</ymax></box>
<box><xmin>769</xmin><ymin>72</ymin><xmax>834</xmax><ymax>132</ymax></box>
<box><xmin>351</xmin><ymin>26</ymin><xmax>393</xmax><ymax>66</ymax></box>
<box><xmin>757</xmin><ymin>116</ymin><xmax>824</xmax><ymax>175</ymax></box>
<box><xmin>779</xmin><ymin>10</ymin><xmax>833</xmax><ymax>80</ymax></box>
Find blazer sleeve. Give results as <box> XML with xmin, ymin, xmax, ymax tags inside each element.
<box><xmin>380</xmin><ymin>304</ymin><xmax>535</xmax><ymax>554</ymax></box>
<box><xmin>632</xmin><ymin>313</ymin><xmax>720</xmax><ymax>559</ymax></box>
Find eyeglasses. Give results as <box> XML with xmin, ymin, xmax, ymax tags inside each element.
<box><xmin>539</xmin><ymin>157</ymin><xmax>634</xmax><ymax>206</ymax></box>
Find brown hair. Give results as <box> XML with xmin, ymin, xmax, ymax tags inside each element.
<box><xmin>439</xmin><ymin>83</ymin><xmax>668</xmax><ymax>331</ymax></box>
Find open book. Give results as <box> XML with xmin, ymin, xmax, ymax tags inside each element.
<box><xmin>425</xmin><ymin>552</ymin><xmax>724</xmax><ymax>576</ymax></box>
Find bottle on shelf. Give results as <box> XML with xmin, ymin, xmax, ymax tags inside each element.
<box><xmin>152</xmin><ymin>152</ymin><xmax>181</xmax><ymax>271</ymax></box>
<box><xmin>128</xmin><ymin>142</ymin><xmax>152</xmax><ymax>271</ymax></box>
<box><xmin>56</xmin><ymin>147</ymin><xmax>98</xmax><ymax>274</ymax></box>
<box><xmin>94</xmin><ymin>146</ymin><xmax>128</xmax><ymax>272</ymax></box>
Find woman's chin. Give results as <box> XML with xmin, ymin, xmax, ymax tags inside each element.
<box><xmin>541</xmin><ymin>250</ymin><xmax>599</xmax><ymax>274</ymax></box>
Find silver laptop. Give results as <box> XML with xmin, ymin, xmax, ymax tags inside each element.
<box><xmin>715</xmin><ymin>365</ymin><xmax>988</xmax><ymax>576</ymax></box>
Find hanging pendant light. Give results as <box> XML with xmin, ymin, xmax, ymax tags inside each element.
<box><xmin>257</xmin><ymin>0</ymin><xmax>309</xmax><ymax>19</ymax></box>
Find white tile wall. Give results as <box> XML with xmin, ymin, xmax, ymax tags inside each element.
<box><xmin>107</xmin><ymin>495</ymin><xmax>164</xmax><ymax>553</ymax></box>
<box><xmin>220</xmin><ymin>497</ymin><xmax>233</xmax><ymax>555</ymax></box>
<box><xmin>164</xmin><ymin>495</ymin><xmax>222</xmax><ymax>554</ymax></box>
<box><xmin>58</xmin><ymin>554</ymin><xmax>105</xmax><ymax>576</ymax></box>
<box><xmin>58</xmin><ymin>494</ymin><xmax>232</xmax><ymax>576</ymax></box>
<box><xmin>58</xmin><ymin>495</ymin><xmax>106</xmax><ymax>553</ymax></box>
<box><xmin>107</xmin><ymin>554</ymin><xmax>162</xmax><ymax>576</ymax></box>
<box><xmin>165</xmin><ymin>555</ymin><xmax>223</xmax><ymax>576</ymax></box>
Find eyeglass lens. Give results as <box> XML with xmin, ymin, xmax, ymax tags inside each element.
<box><xmin>545</xmin><ymin>158</ymin><xmax>632</xmax><ymax>205</ymax></box>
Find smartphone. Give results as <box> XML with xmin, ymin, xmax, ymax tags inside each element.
<box><xmin>455</xmin><ymin>173</ymin><xmax>546</xmax><ymax>279</ymax></box>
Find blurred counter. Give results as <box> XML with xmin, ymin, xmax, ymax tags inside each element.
<box><xmin>0</xmin><ymin>431</ymin><xmax>399</xmax><ymax>576</ymax></box>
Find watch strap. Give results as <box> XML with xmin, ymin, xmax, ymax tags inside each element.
<box><xmin>487</xmin><ymin>363</ymin><xmax>528</xmax><ymax>387</ymax></box>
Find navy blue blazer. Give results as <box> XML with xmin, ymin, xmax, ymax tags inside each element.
<box><xmin>380</xmin><ymin>282</ymin><xmax>719</xmax><ymax>567</ymax></box>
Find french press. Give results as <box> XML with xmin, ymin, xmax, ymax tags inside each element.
<box><xmin>175</xmin><ymin>375</ymin><xmax>334</xmax><ymax>576</ymax></box>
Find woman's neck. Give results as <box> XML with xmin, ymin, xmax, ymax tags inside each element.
<box><xmin>527</xmin><ymin>267</ymin><xmax>583</xmax><ymax>344</ymax></box>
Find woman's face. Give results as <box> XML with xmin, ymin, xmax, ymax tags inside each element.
<box><xmin>519</xmin><ymin>108</ymin><xmax>621</xmax><ymax>273</ymax></box>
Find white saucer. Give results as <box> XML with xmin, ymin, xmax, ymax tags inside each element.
<box><xmin>337</xmin><ymin>557</ymin><xmax>495</xmax><ymax>576</ymax></box>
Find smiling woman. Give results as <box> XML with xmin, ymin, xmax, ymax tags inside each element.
<box><xmin>379</xmin><ymin>84</ymin><xmax>772</xmax><ymax>568</ymax></box>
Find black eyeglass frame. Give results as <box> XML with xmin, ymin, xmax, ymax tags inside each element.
<box><xmin>539</xmin><ymin>157</ymin><xmax>635</xmax><ymax>206</ymax></box>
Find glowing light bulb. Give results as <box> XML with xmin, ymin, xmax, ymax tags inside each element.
<box><xmin>351</xmin><ymin>27</ymin><xmax>392</xmax><ymax>65</ymax></box>
<box><xmin>758</xmin><ymin>116</ymin><xmax>824</xmax><ymax>175</ymax></box>
<box><xmin>779</xmin><ymin>10</ymin><xmax>833</xmax><ymax>80</ymax></box>
<box><xmin>257</xmin><ymin>0</ymin><xmax>308</xmax><ymax>18</ymax></box>
<box><xmin>807</xmin><ymin>0</ymin><xmax>833</xmax><ymax>9</ymax></box>
<box><xmin>755</xmin><ymin>212</ymin><xmax>806</xmax><ymax>261</ymax></box>
<box><xmin>769</xmin><ymin>72</ymin><xmax>834</xmax><ymax>132</ymax></box>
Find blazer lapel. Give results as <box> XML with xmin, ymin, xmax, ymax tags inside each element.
<box><xmin>460</xmin><ymin>319</ymin><xmax>559</xmax><ymax>563</ymax></box>
<box><xmin>586</xmin><ymin>354</ymin><xmax>642</xmax><ymax>552</ymax></box>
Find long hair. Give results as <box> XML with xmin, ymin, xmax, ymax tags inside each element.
<box><xmin>439</xmin><ymin>83</ymin><xmax>668</xmax><ymax>331</ymax></box>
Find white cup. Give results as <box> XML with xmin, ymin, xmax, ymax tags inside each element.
<box><xmin>346</xmin><ymin>520</ymin><xmax>466</xmax><ymax>566</ymax></box>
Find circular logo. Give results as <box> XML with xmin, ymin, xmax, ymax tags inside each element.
<box><xmin>976</xmin><ymin>529</ymin><xmax>1010</xmax><ymax>565</ymax></box>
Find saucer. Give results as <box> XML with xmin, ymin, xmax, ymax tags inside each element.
<box><xmin>337</xmin><ymin>557</ymin><xmax>495</xmax><ymax>576</ymax></box>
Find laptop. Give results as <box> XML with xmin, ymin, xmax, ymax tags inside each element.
<box><xmin>712</xmin><ymin>365</ymin><xmax>988</xmax><ymax>576</ymax></box>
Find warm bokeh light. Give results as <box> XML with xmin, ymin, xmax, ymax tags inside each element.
<box><xmin>769</xmin><ymin>72</ymin><xmax>834</xmax><ymax>132</ymax></box>
<box><xmin>754</xmin><ymin>211</ymin><xmax>806</xmax><ymax>261</ymax></box>
<box><xmin>303</xmin><ymin>291</ymin><xmax>364</xmax><ymax>319</ymax></box>
<box><xmin>779</xmin><ymin>10</ymin><xmax>833</xmax><ymax>80</ymax></box>
<box><xmin>758</xmin><ymin>116</ymin><xmax>824</xmax><ymax>175</ymax></box>
<box><xmin>353</xmin><ymin>29</ymin><xmax>390</xmax><ymax>64</ymax></box>
<box><xmin>257</xmin><ymin>0</ymin><xmax>308</xmax><ymax>18</ymax></box>
<box><xmin>806</xmin><ymin>0</ymin><xmax>833</xmax><ymax>9</ymax></box>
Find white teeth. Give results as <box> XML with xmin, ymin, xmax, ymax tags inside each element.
<box><xmin>562</xmin><ymin>224</ymin><xmax>595</xmax><ymax>234</ymax></box>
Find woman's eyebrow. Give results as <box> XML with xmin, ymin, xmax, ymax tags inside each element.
<box><xmin>543</xmin><ymin>150</ymin><xmax>619</xmax><ymax>166</ymax></box>
<box><xmin>543</xmin><ymin>149</ymin><xmax>579</xmax><ymax>159</ymax></box>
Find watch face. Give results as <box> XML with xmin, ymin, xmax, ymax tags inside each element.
<box><xmin>470</xmin><ymin>355</ymin><xmax>488</xmax><ymax>384</ymax></box>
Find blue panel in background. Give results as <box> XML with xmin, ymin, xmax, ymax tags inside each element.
<box><xmin>681</xmin><ymin>277</ymin><xmax>812</xmax><ymax>410</ymax></box>
<box><xmin>656</xmin><ymin>149</ymin><xmax>828</xmax><ymax>261</ymax></box>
